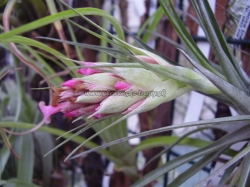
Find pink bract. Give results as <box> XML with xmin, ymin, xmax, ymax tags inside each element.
<box><xmin>115</xmin><ymin>81</ymin><xmax>133</xmax><ymax>91</ymax></box>
<box><xmin>61</xmin><ymin>79</ymin><xmax>82</xmax><ymax>88</ymax></box>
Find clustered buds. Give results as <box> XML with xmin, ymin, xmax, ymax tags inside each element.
<box><xmin>39</xmin><ymin>60</ymin><xmax>159</xmax><ymax>123</ymax></box>
<box><xmin>39</xmin><ymin>57</ymin><xmax>220</xmax><ymax>124</ymax></box>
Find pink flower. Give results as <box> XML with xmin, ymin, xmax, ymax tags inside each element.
<box><xmin>39</xmin><ymin>63</ymin><xmax>159</xmax><ymax>124</ymax></box>
<box><xmin>39</xmin><ymin>101</ymin><xmax>68</xmax><ymax>124</ymax></box>
<box><xmin>39</xmin><ymin>60</ymin><xmax>189</xmax><ymax>124</ymax></box>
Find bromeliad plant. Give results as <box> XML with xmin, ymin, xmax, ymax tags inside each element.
<box><xmin>39</xmin><ymin>1</ymin><xmax>250</xmax><ymax>186</ymax></box>
<box><xmin>39</xmin><ymin>59</ymin><xmax>220</xmax><ymax>124</ymax></box>
<box><xmin>1</xmin><ymin>0</ymin><xmax>250</xmax><ymax>186</ymax></box>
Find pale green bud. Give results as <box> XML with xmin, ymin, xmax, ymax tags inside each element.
<box><xmin>108</xmin><ymin>68</ymin><xmax>163</xmax><ymax>91</ymax></box>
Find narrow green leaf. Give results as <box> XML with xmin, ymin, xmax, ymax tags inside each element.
<box><xmin>0</xmin><ymin>8</ymin><xmax>125</xmax><ymax>42</ymax></box>
<box><xmin>191</xmin><ymin>1</ymin><xmax>248</xmax><ymax>92</ymax></box>
<box><xmin>168</xmin><ymin>150</ymin><xmax>225</xmax><ymax>187</ymax></box>
<box><xmin>180</xmin><ymin>49</ymin><xmax>250</xmax><ymax>114</ymax></box>
<box><xmin>23</xmin><ymin>45</ymin><xmax>63</xmax><ymax>85</ymax></box>
<box><xmin>0</xmin><ymin>121</ymin><xmax>123</xmax><ymax>165</ymax></box>
<box><xmin>197</xmin><ymin>0</ymin><xmax>250</xmax><ymax>85</ymax></box>
<box><xmin>92</xmin><ymin>116</ymin><xmax>132</xmax><ymax>159</ymax></box>
<box><xmin>37</xmin><ymin>37</ymin><xmax>131</xmax><ymax>57</ymax></box>
<box><xmin>194</xmin><ymin>144</ymin><xmax>250</xmax><ymax>187</ymax></box>
<box><xmin>66</xmin><ymin>18</ymin><xmax>126</xmax><ymax>50</ymax></box>
<box><xmin>69</xmin><ymin>115</ymin><xmax>250</xmax><ymax>158</ymax></box>
<box><xmin>137</xmin><ymin>127</ymin><xmax>231</xmax><ymax>167</ymax></box>
<box><xmin>63</xmin><ymin>17</ymin><xmax>84</xmax><ymax>61</ymax></box>
<box><xmin>0</xmin><ymin>136</ymin><xmax>14</xmax><ymax>178</ymax></box>
<box><xmin>44</xmin><ymin>120</ymin><xmax>101</xmax><ymax>157</ymax></box>
<box><xmin>238</xmin><ymin>151</ymin><xmax>250</xmax><ymax>187</ymax></box>
<box><xmin>33</xmin><ymin>131</ymin><xmax>54</xmax><ymax>187</ymax></box>
<box><xmin>125</xmin><ymin>136</ymin><xmax>236</xmax><ymax>159</ymax></box>
<box><xmin>131</xmin><ymin>126</ymin><xmax>250</xmax><ymax>187</ymax></box>
<box><xmin>219</xmin><ymin>159</ymin><xmax>241</xmax><ymax>184</ymax></box>
<box><xmin>158</xmin><ymin>0</ymin><xmax>221</xmax><ymax>77</ymax></box>
<box><xmin>100</xmin><ymin>18</ymin><xmax>109</xmax><ymax>62</ymax></box>
<box><xmin>229</xmin><ymin>162</ymin><xmax>242</xmax><ymax>187</ymax></box>
<box><xmin>1</xmin><ymin>36</ymin><xmax>77</xmax><ymax>77</ymax></box>
<box><xmin>141</xmin><ymin>6</ymin><xmax>164</xmax><ymax>43</ymax></box>
<box><xmin>13</xmin><ymin>56</ymin><xmax>22</xmax><ymax>123</ymax></box>
<box><xmin>0</xmin><ymin>66</ymin><xmax>12</xmax><ymax>78</ymax></box>
<box><xmin>59</xmin><ymin>1</ymin><xmax>125</xmax><ymax>41</ymax></box>
<box><xmin>16</xmin><ymin>134</ymin><xmax>34</xmax><ymax>182</ymax></box>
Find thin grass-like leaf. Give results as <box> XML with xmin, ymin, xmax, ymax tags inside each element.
<box><xmin>59</xmin><ymin>0</ymin><xmax>125</xmax><ymax>42</ymax></box>
<box><xmin>66</xmin><ymin>19</ymin><xmax>126</xmax><ymax>50</ymax></box>
<box><xmin>60</xmin><ymin>4</ymin><xmax>83</xmax><ymax>56</ymax></box>
<box><xmin>158</xmin><ymin>0</ymin><xmax>221</xmax><ymax>77</ymax></box>
<box><xmin>46</xmin><ymin>0</ymin><xmax>71</xmax><ymax>57</ymax></box>
<box><xmin>44</xmin><ymin>120</ymin><xmax>100</xmax><ymax>157</ymax></box>
<box><xmin>0</xmin><ymin>121</ymin><xmax>123</xmax><ymax>165</ymax></box>
<box><xmin>131</xmin><ymin>126</ymin><xmax>250</xmax><ymax>187</ymax></box>
<box><xmin>1</xmin><ymin>36</ymin><xmax>77</xmax><ymax>77</ymax></box>
<box><xmin>16</xmin><ymin>134</ymin><xmax>34</xmax><ymax>182</ymax></box>
<box><xmin>37</xmin><ymin>37</ymin><xmax>131</xmax><ymax>57</ymax></box>
<box><xmin>100</xmin><ymin>17</ymin><xmax>109</xmax><ymax>62</ymax></box>
<box><xmin>196</xmin><ymin>0</ymin><xmax>250</xmax><ymax>86</ymax></box>
<box><xmin>92</xmin><ymin>116</ymin><xmax>132</xmax><ymax>159</ymax></box>
<box><xmin>191</xmin><ymin>1</ymin><xmax>248</xmax><ymax>92</ymax></box>
<box><xmin>168</xmin><ymin>149</ymin><xmax>225</xmax><ymax>187</ymax></box>
<box><xmin>180</xmin><ymin>49</ymin><xmax>250</xmax><ymax>114</ymax></box>
<box><xmin>69</xmin><ymin>115</ymin><xmax>250</xmax><ymax>159</ymax></box>
<box><xmin>143</xmin><ymin>127</ymin><xmax>222</xmax><ymax>167</ymax></box>
<box><xmin>0</xmin><ymin>8</ymin><xmax>125</xmax><ymax>42</ymax></box>
<box><xmin>23</xmin><ymin>45</ymin><xmax>63</xmax><ymax>85</ymax></box>
<box><xmin>194</xmin><ymin>144</ymin><xmax>250</xmax><ymax>187</ymax></box>
<box><xmin>229</xmin><ymin>162</ymin><xmax>243</xmax><ymax>187</ymax></box>
<box><xmin>219</xmin><ymin>159</ymin><xmax>241</xmax><ymax>185</ymax></box>
<box><xmin>141</xmin><ymin>6</ymin><xmax>164</xmax><ymax>43</ymax></box>
<box><xmin>13</xmin><ymin>57</ymin><xmax>22</xmax><ymax>123</ymax></box>
<box><xmin>0</xmin><ymin>66</ymin><xmax>13</xmax><ymax>80</ymax></box>
<box><xmin>125</xmin><ymin>135</ymin><xmax>236</xmax><ymax>159</ymax></box>
<box><xmin>33</xmin><ymin>131</ymin><xmax>54</xmax><ymax>186</ymax></box>
<box><xmin>238</xmin><ymin>151</ymin><xmax>250</xmax><ymax>187</ymax></box>
<box><xmin>0</xmin><ymin>133</ymin><xmax>12</xmax><ymax>178</ymax></box>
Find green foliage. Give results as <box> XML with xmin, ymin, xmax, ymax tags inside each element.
<box><xmin>1</xmin><ymin>0</ymin><xmax>250</xmax><ymax>186</ymax></box>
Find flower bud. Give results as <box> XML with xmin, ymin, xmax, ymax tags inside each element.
<box><xmin>79</xmin><ymin>73</ymin><xmax>121</xmax><ymax>90</ymax></box>
<box><xmin>76</xmin><ymin>93</ymin><xmax>108</xmax><ymax>103</ymax></box>
<box><xmin>108</xmin><ymin>68</ymin><xmax>163</xmax><ymax>91</ymax></box>
<box><xmin>124</xmin><ymin>80</ymin><xmax>190</xmax><ymax>115</ymax></box>
<box><xmin>90</xmin><ymin>91</ymin><xmax>146</xmax><ymax>117</ymax></box>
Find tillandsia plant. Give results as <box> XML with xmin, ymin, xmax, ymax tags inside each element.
<box><xmin>39</xmin><ymin>59</ymin><xmax>220</xmax><ymax>124</ymax></box>
<box><xmin>37</xmin><ymin>0</ymin><xmax>250</xmax><ymax>186</ymax></box>
<box><xmin>1</xmin><ymin>0</ymin><xmax>250</xmax><ymax>186</ymax></box>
